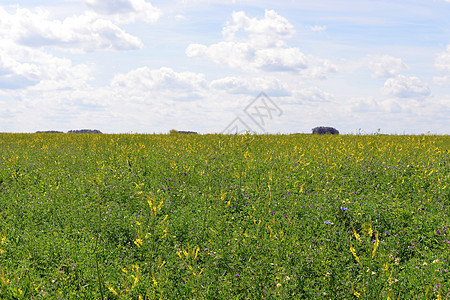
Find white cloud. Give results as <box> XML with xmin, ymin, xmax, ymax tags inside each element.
<box><xmin>0</xmin><ymin>38</ymin><xmax>93</xmax><ymax>90</ymax></box>
<box><xmin>0</xmin><ymin>42</ymin><xmax>40</xmax><ymax>89</ymax></box>
<box><xmin>186</xmin><ymin>10</ymin><xmax>337</xmax><ymax>79</ymax></box>
<box><xmin>308</xmin><ymin>25</ymin><xmax>327</xmax><ymax>32</ymax></box>
<box><xmin>222</xmin><ymin>10</ymin><xmax>295</xmax><ymax>48</ymax></box>
<box><xmin>292</xmin><ymin>87</ymin><xmax>335</xmax><ymax>103</ymax></box>
<box><xmin>111</xmin><ymin>67</ymin><xmax>208</xmax><ymax>101</ymax></box>
<box><xmin>83</xmin><ymin>0</ymin><xmax>161</xmax><ymax>24</ymax></box>
<box><xmin>350</xmin><ymin>97</ymin><xmax>379</xmax><ymax>112</ymax></box>
<box><xmin>433</xmin><ymin>75</ymin><xmax>450</xmax><ymax>86</ymax></box>
<box><xmin>435</xmin><ymin>44</ymin><xmax>450</xmax><ymax>72</ymax></box>
<box><xmin>432</xmin><ymin>44</ymin><xmax>450</xmax><ymax>85</ymax></box>
<box><xmin>367</xmin><ymin>55</ymin><xmax>408</xmax><ymax>78</ymax></box>
<box><xmin>0</xmin><ymin>3</ymin><xmax>157</xmax><ymax>91</ymax></box>
<box><xmin>350</xmin><ymin>97</ymin><xmax>401</xmax><ymax>113</ymax></box>
<box><xmin>186</xmin><ymin>42</ymin><xmax>252</xmax><ymax>70</ymax></box>
<box><xmin>0</xmin><ymin>7</ymin><xmax>143</xmax><ymax>53</ymax></box>
<box><xmin>175</xmin><ymin>14</ymin><xmax>187</xmax><ymax>21</ymax></box>
<box><xmin>30</xmin><ymin>56</ymin><xmax>93</xmax><ymax>91</ymax></box>
<box><xmin>0</xmin><ymin>72</ymin><xmax>38</xmax><ymax>90</ymax></box>
<box><xmin>0</xmin><ymin>2</ymin><xmax>447</xmax><ymax>135</ymax></box>
<box><xmin>210</xmin><ymin>76</ymin><xmax>290</xmax><ymax>95</ymax></box>
<box><xmin>254</xmin><ymin>48</ymin><xmax>309</xmax><ymax>71</ymax></box>
<box><xmin>83</xmin><ymin>0</ymin><xmax>134</xmax><ymax>14</ymax></box>
<box><xmin>383</xmin><ymin>75</ymin><xmax>431</xmax><ymax>99</ymax></box>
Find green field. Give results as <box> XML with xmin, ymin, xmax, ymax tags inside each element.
<box><xmin>0</xmin><ymin>133</ymin><xmax>449</xmax><ymax>299</ymax></box>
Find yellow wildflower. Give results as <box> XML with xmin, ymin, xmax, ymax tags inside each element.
<box><xmin>134</xmin><ymin>238</ymin><xmax>143</xmax><ymax>248</ymax></box>
<box><xmin>107</xmin><ymin>283</ymin><xmax>119</xmax><ymax>296</ymax></box>
<box><xmin>372</xmin><ymin>232</ymin><xmax>379</xmax><ymax>259</ymax></box>
<box><xmin>350</xmin><ymin>245</ymin><xmax>361</xmax><ymax>265</ymax></box>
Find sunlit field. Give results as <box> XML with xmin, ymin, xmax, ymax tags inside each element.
<box><xmin>0</xmin><ymin>133</ymin><xmax>448</xmax><ymax>299</ymax></box>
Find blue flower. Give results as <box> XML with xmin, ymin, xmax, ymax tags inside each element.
<box><xmin>340</xmin><ymin>207</ymin><xmax>348</xmax><ymax>211</ymax></box>
<box><xmin>324</xmin><ymin>221</ymin><xmax>331</xmax><ymax>224</ymax></box>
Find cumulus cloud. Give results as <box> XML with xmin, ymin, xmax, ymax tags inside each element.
<box><xmin>433</xmin><ymin>44</ymin><xmax>450</xmax><ymax>85</ymax></box>
<box><xmin>0</xmin><ymin>72</ymin><xmax>38</xmax><ymax>90</ymax></box>
<box><xmin>31</xmin><ymin>57</ymin><xmax>93</xmax><ymax>91</ymax></box>
<box><xmin>111</xmin><ymin>67</ymin><xmax>208</xmax><ymax>101</ymax></box>
<box><xmin>0</xmin><ymin>38</ymin><xmax>93</xmax><ymax>90</ymax></box>
<box><xmin>210</xmin><ymin>76</ymin><xmax>290</xmax><ymax>96</ymax></box>
<box><xmin>84</xmin><ymin>0</ymin><xmax>134</xmax><ymax>14</ymax></box>
<box><xmin>222</xmin><ymin>10</ymin><xmax>295</xmax><ymax>48</ymax></box>
<box><xmin>433</xmin><ymin>75</ymin><xmax>450</xmax><ymax>86</ymax></box>
<box><xmin>83</xmin><ymin>0</ymin><xmax>161</xmax><ymax>24</ymax></box>
<box><xmin>0</xmin><ymin>7</ymin><xmax>143</xmax><ymax>53</ymax></box>
<box><xmin>186</xmin><ymin>10</ymin><xmax>337</xmax><ymax>79</ymax></box>
<box><xmin>0</xmin><ymin>3</ymin><xmax>161</xmax><ymax>91</ymax></box>
<box><xmin>292</xmin><ymin>87</ymin><xmax>335</xmax><ymax>103</ymax></box>
<box><xmin>0</xmin><ymin>43</ymin><xmax>40</xmax><ymax>89</ymax></box>
<box><xmin>383</xmin><ymin>75</ymin><xmax>431</xmax><ymax>99</ymax></box>
<box><xmin>367</xmin><ymin>55</ymin><xmax>408</xmax><ymax>78</ymax></box>
<box><xmin>350</xmin><ymin>97</ymin><xmax>401</xmax><ymax>113</ymax></box>
<box><xmin>435</xmin><ymin>44</ymin><xmax>450</xmax><ymax>73</ymax></box>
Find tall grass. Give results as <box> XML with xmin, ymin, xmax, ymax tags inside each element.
<box><xmin>0</xmin><ymin>133</ymin><xmax>448</xmax><ymax>299</ymax></box>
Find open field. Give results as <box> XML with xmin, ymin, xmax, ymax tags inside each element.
<box><xmin>0</xmin><ymin>133</ymin><xmax>449</xmax><ymax>299</ymax></box>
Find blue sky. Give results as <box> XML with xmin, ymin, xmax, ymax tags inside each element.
<box><xmin>0</xmin><ymin>0</ymin><xmax>449</xmax><ymax>134</ymax></box>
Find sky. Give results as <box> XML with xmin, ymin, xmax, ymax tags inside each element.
<box><xmin>0</xmin><ymin>0</ymin><xmax>449</xmax><ymax>134</ymax></box>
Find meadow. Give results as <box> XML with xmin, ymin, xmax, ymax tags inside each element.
<box><xmin>0</xmin><ymin>133</ymin><xmax>448</xmax><ymax>299</ymax></box>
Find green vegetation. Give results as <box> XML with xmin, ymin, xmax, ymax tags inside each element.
<box><xmin>0</xmin><ymin>133</ymin><xmax>449</xmax><ymax>299</ymax></box>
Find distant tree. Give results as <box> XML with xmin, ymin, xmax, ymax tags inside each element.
<box><xmin>169</xmin><ymin>130</ymin><xmax>198</xmax><ymax>135</ymax></box>
<box><xmin>312</xmin><ymin>126</ymin><xmax>339</xmax><ymax>135</ymax></box>
<box><xmin>68</xmin><ymin>129</ymin><xmax>102</xmax><ymax>134</ymax></box>
<box><xmin>36</xmin><ymin>130</ymin><xmax>63</xmax><ymax>133</ymax></box>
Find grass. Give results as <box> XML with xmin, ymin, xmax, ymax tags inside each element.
<box><xmin>0</xmin><ymin>133</ymin><xmax>448</xmax><ymax>299</ymax></box>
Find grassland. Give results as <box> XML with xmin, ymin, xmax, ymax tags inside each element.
<box><xmin>0</xmin><ymin>133</ymin><xmax>449</xmax><ymax>299</ymax></box>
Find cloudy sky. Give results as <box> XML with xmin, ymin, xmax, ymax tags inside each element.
<box><xmin>0</xmin><ymin>0</ymin><xmax>449</xmax><ymax>134</ymax></box>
